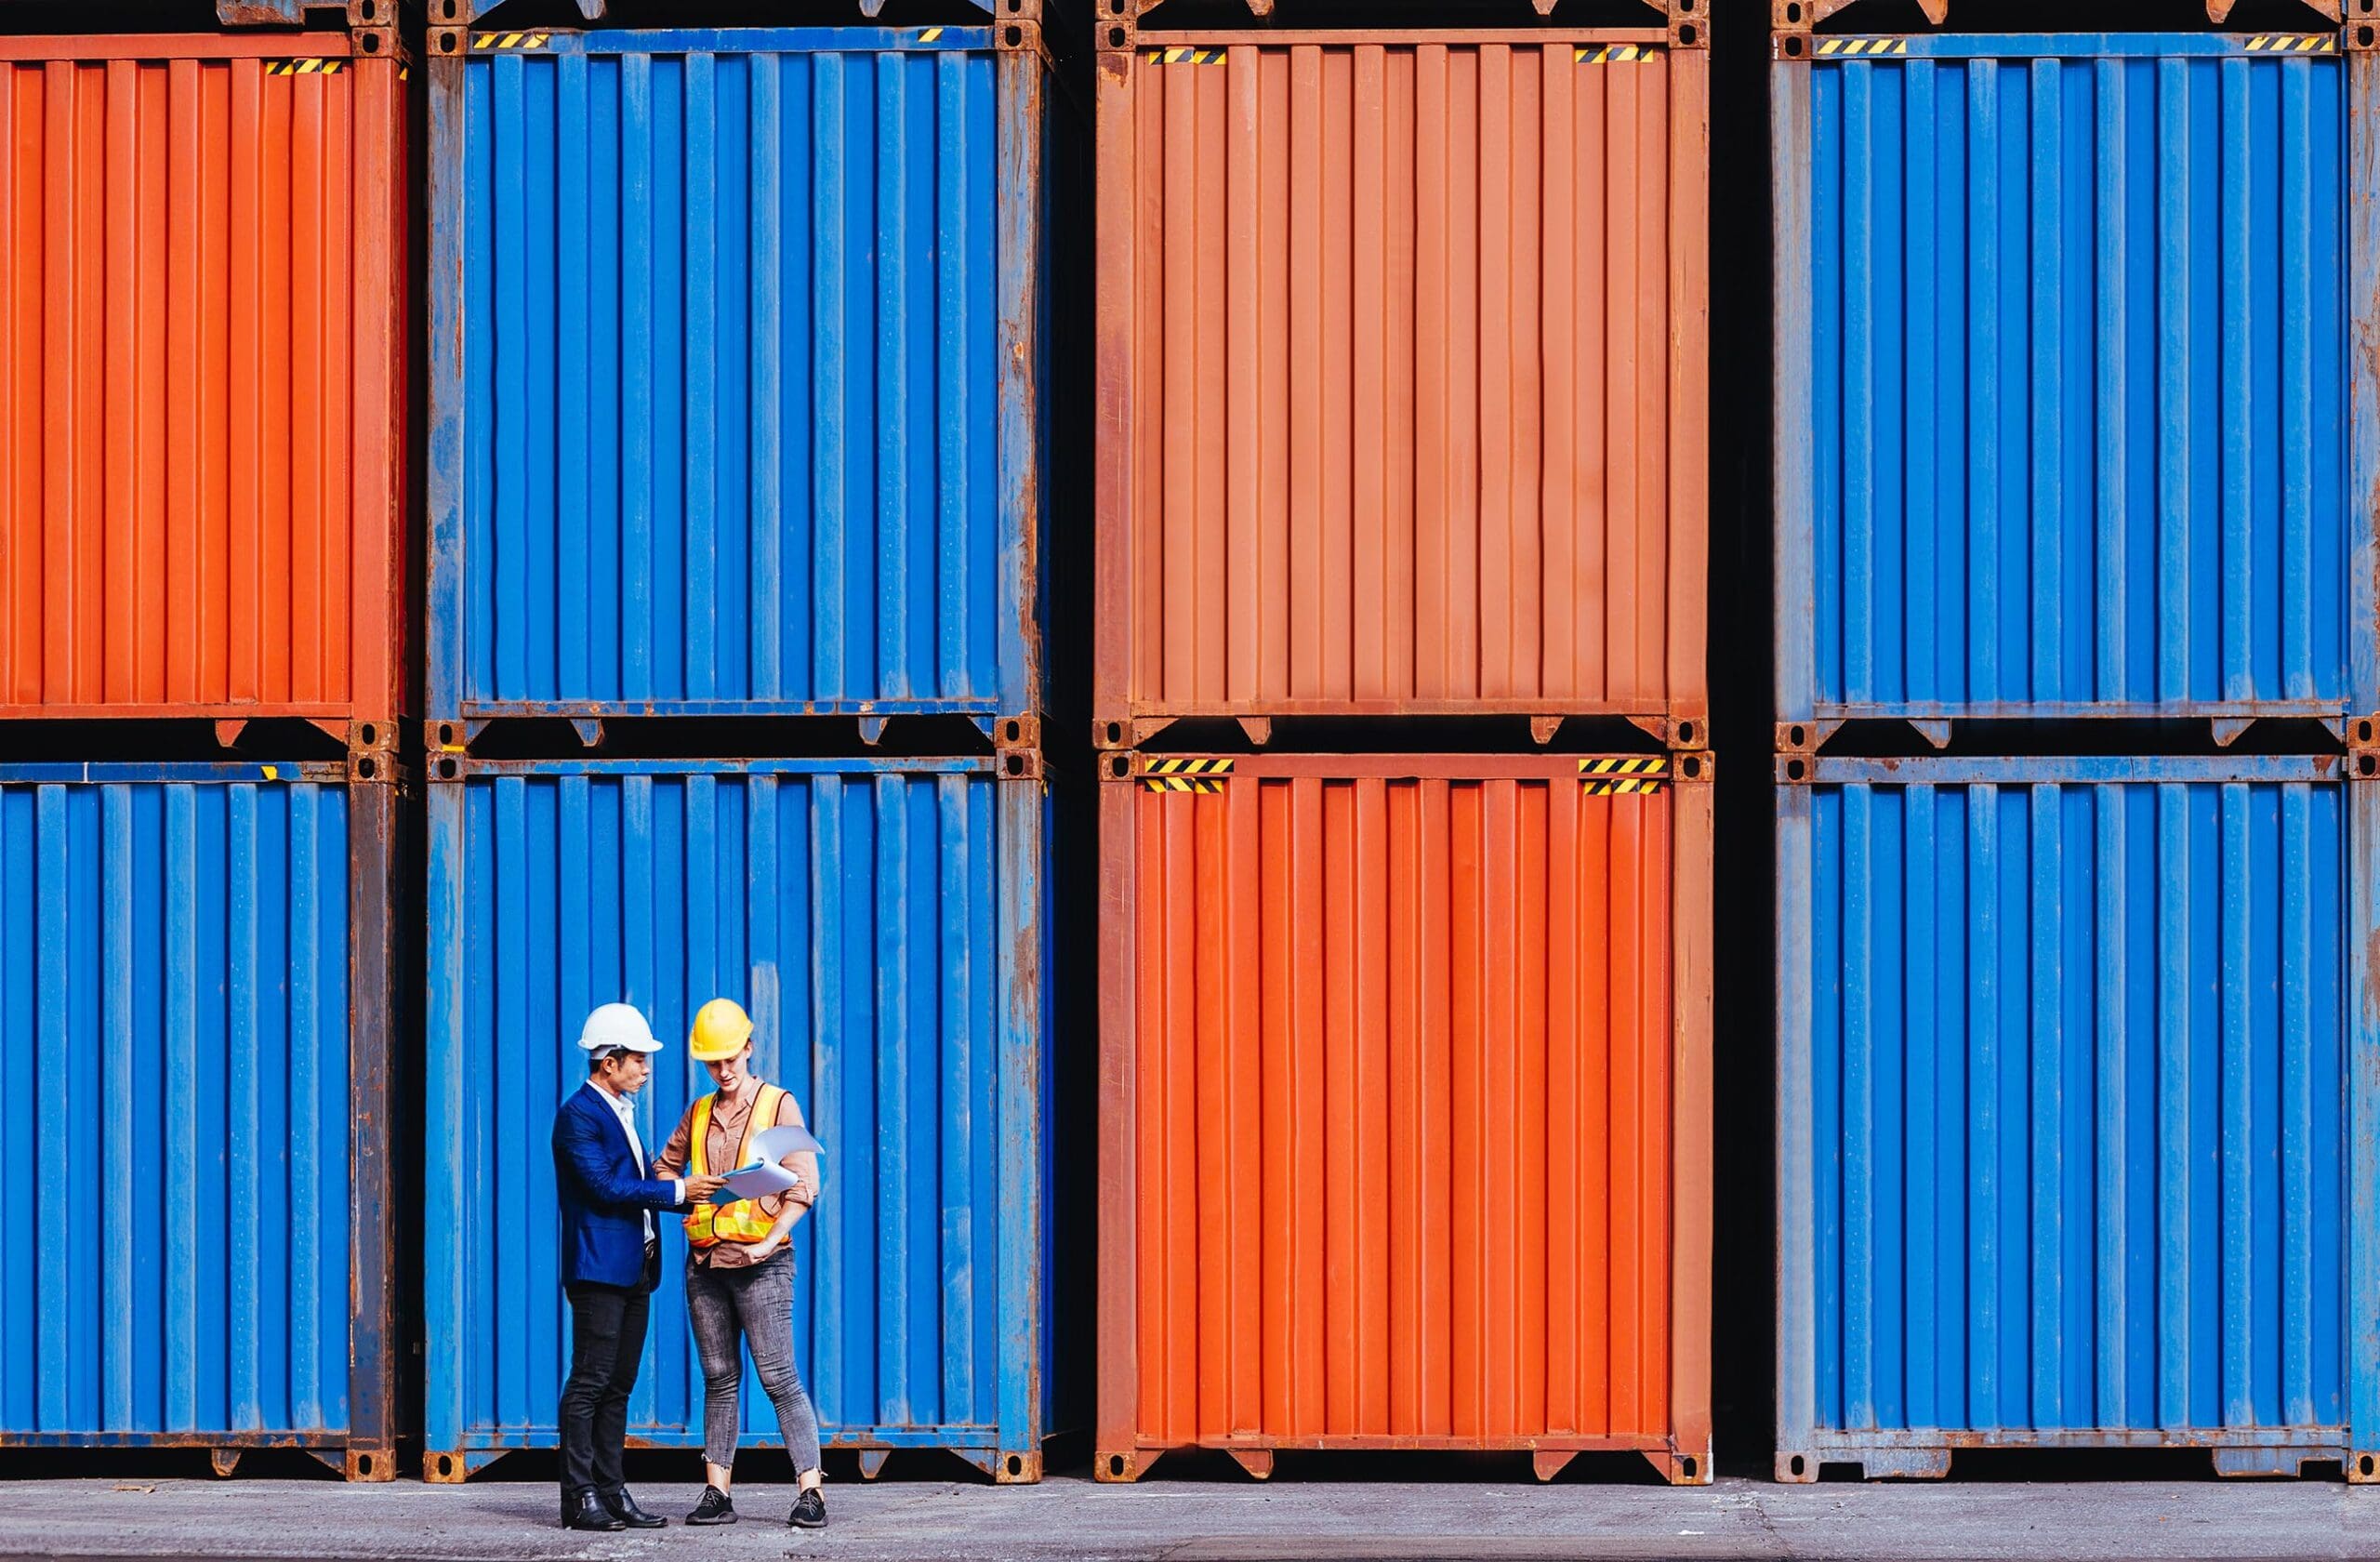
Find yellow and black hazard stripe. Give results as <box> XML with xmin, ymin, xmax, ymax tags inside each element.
<box><xmin>1145</xmin><ymin>46</ymin><xmax>1226</xmax><ymax>66</ymax></box>
<box><xmin>473</xmin><ymin>31</ymin><xmax>552</xmax><ymax>50</ymax></box>
<box><xmin>2245</xmin><ymin>34</ymin><xmax>2335</xmax><ymax>52</ymax></box>
<box><xmin>266</xmin><ymin>58</ymin><xmax>344</xmax><ymax>75</ymax></box>
<box><xmin>1579</xmin><ymin>756</ymin><xmax>1666</xmax><ymax>796</ymax></box>
<box><xmin>1575</xmin><ymin>44</ymin><xmax>1661</xmax><ymax>64</ymax></box>
<box><xmin>1814</xmin><ymin>38</ymin><xmax>1911</xmax><ymax>55</ymax></box>
<box><xmin>1141</xmin><ymin>757</ymin><xmax>1233</xmax><ymax>794</ymax></box>
<box><xmin>918</xmin><ymin>26</ymin><xmax>946</xmax><ymax>42</ymax></box>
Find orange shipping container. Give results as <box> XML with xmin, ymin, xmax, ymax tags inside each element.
<box><xmin>1096</xmin><ymin>751</ymin><xmax>1712</xmax><ymax>1481</ymax></box>
<box><xmin>1092</xmin><ymin>21</ymin><xmax>1709</xmax><ymax>746</ymax></box>
<box><xmin>0</xmin><ymin>31</ymin><xmax>407</xmax><ymax>737</ymax></box>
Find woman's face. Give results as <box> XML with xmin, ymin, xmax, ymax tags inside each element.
<box><xmin>706</xmin><ymin>1043</ymin><xmax>756</xmax><ymax>1093</ymax></box>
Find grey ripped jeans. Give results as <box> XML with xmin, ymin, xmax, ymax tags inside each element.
<box><xmin>684</xmin><ymin>1249</ymin><xmax>823</xmax><ymax>1476</ymax></box>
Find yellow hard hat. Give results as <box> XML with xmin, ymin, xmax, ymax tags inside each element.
<box><xmin>688</xmin><ymin>998</ymin><xmax>755</xmax><ymax>1062</ymax></box>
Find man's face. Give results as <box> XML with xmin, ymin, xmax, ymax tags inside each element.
<box><xmin>601</xmin><ymin>1050</ymin><xmax>654</xmax><ymax>1095</ymax></box>
<box><xmin>706</xmin><ymin>1043</ymin><xmax>755</xmax><ymax>1094</ymax></box>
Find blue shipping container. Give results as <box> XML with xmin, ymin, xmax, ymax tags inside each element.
<box><xmin>422</xmin><ymin>757</ymin><xmax>1058</xmax><ymax>1480</ymax></box>
<box><xmin>1773</xmin><ymin>32</ymin><xmax>2380</xmax><ymax>736</ymax></box>
<box><xmin>1775</xmin><ymin>753</ymin><xmax>2380</xmax><ymax>1480</ymax></box>
<box><xmin>425</xmin><ymin>27</ymin><xmax>1063</xmax><ymax>732</ymax></box>
<box><xmin>0</xmin><ymin>762</ymin><xmax>396</xmax><ymax>1476</ymax></box>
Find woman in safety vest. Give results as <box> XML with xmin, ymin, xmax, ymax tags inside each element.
<box><xmin>652</xmin><ymin>997</ymin><xmax>826</xmax><ymax>1529</ymax></box>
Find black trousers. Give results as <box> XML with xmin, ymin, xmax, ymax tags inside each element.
<box><xmin>560</xmin><ymin>1260</ymin><xmax>655</xmax><ymax>1495</ymax></box>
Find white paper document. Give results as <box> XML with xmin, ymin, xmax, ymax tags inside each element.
<box><xmin>713</xmin><ymin>1122</ymin><xmax>826</xmax><ymax>1202</ymax></box>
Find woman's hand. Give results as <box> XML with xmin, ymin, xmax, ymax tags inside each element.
<box><xmin>749</xmin><ymin>1231</ymin><xmax>788</xmax><ymax>1261</ymax></box>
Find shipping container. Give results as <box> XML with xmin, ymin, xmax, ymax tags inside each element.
<box><xmin>1095</xmin><ymin>750</ymin><xmax>1712</xmax><ymax>1481</ymax></box>
<box><xmin>422</xmin><ymin>756</ymin><xmax>1064</xmax><ymax>1481</ymax></box>
<box><xmin>1091</xmin><ymin>20</ymin><xmax>1710</xmax><ymax>746</ymax></box>
<box><xmin>424</xmin><ymin>26</ymin><xmax>1070</xmax><ymax>737</ymax></box>
<box><xmin>1773</xmin><ymin>29</ymin><xmax>2380</xmax><ymax>740</ymax></box>
<box><xmin>0</xmin><ymin>32</ymin><xmax>410</xmax><ymax>737</ymax></box>
<box><xmin>0</xmin><ymin>761</ymin><xmax>399</xmax><ymax>1479</ymax></box>
<box><xmin>1775</xmin><ymin>753</ymin><xmax>2380</xmax><ymax>1480</ymax></box>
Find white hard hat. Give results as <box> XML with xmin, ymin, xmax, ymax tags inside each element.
<box><xmin>578</xmin><ymin>1002</ymin><xmax>663</xmax><ymax>1054</ymax></box>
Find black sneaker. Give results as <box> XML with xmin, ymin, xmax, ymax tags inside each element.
<box><xmin>687</xmin><ymin>1486</ymin><xmax>737</xmax><ymax>1526</ymax></box>
<box><xmin>788</xmin><ymin>1487</ymin><xmax>827</xmax><ymax>1529</ymax></box>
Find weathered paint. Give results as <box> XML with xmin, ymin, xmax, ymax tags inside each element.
<box><xmin>1096</xmin><ymin>752</ymin><xmax>1712</xmax><ymax>1483</ymax></box>
<box><xmin>422</xmin><ymin>757</ymin><xmax>1053</xmax><ymax>1480</ymax></box>
<box><xmin>0</xmin><ymin>761</ymin><xmax>397</xmax><ymax>1476</ymax></box>
<box><xmin>1775</xmin><ymin>753</ymin><xmax>2378</xmax><ymax>1480</ymax></box>
<box><xmin>1092</xmin><ymin>30</ymin><xmax>1710</xmax><ymax>737</ymax></box>
<box><xmin>425</xmin><ymin>28</ymin><xmax>1058</xmax><ymax>728</ymax></box>
<box><xmin>0</xmin><ymin>34</ymin><xmax>409</xmax><ymax>730</ymax></box>
<box><xmin>1775</xmin><ymin>33</ymin><xmax>2376</xmax><ymax>730</ymax></box>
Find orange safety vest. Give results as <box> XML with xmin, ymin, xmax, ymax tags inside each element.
<box><xmin>681</xmin><ymin>1083</ymin><xmax>790</xmax><ymax>1250</ymax></box>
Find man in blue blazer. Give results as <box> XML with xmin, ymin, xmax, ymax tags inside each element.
<box><xmin>552</xmin><ymin>1002</ymin><xmax>728</xmax><ymax>1532</ymax></box>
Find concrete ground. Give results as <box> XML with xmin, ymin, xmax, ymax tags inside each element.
<box><xmin>0</xmin><ymin>1475</ymin><xmax>2373</xmax><ymax>1562</ymax></box>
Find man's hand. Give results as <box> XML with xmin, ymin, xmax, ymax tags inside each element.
<box><xmin>686</xmin><ymin>1173</ymin><xmax>729</xmax><ymax>1203</ymax></box>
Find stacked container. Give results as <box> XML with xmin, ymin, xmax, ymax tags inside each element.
<box><xmin>0</xmin><ymin>2</ymin><xmax>408</xmax><ymax>1479</ymax></box>
<box><xmin>1092</xmin><ymin>0</ymin><xmax>1713</xmax><ymax>1483</ymax></box>
<box><xmin>417</xmin><ymin>5</ymin><xmax>1080</xmax><ymax>1483</ymax></box>
<box><xmin>1772</xmin><ymin>7</ymin><xmax>2380</xmax><ymax>1479</ymax></box>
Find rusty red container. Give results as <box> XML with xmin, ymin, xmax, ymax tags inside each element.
<box><xmin>1092</xmin><ymin>21</ymin><xmax>1709</xmax><ymax>746</ymax></box>
<box><xmin>0</xmin><ymin>31</ymin><xmax>408</xmax><ymax>738</ymax></box>
<box><xmin>1096</xmin><ymin>751</ymin><xmax>1712</xmax><ymax>1481</ymax></box>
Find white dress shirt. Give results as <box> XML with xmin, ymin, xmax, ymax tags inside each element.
<box><xmin>588</xmin><ymin>1079</ymin><xmax>682</xmax><ymax>1239</ymax></box>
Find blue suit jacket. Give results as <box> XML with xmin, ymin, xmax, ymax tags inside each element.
<box><xmin>552</xmin><ymin>1082</ymin><xmax>683</xmax><ymax>1290</ymax></box>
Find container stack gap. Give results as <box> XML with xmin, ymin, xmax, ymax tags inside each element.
<box><xmin>1091</xmin><ymin>0</ymin><xmax>1713</xmax><ymax>1485</ymax></box>
<box><xmin>417</xmin><ymin>0</ymin><xmax>1086</xmax><ymax>1485</ymax></box>
<box><xmin>1772</xmin><ymin>0</ymin><xmax>2380</xmax><ymax>1482</ymax></box>
<box><xmin>0</xmin><ymin>0</ymin><xmax>411</xmax><ymax>1483</ymax></box>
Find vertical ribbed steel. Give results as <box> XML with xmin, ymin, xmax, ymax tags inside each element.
<box><xmin>422</xmin><ymin>759</ymin><xmax>1050</xmax><ymax>1479</ymax></box>
<box><xmin>0</xmin><ymin>764</ymin><xmax>356</xmax><ymax>1449</ymax></box>
<box><xmin>1777</xmin><ymin>34</ymin><xmax>2360</xmax><ymax>727</ymax></box>
<box><xmin>427</xmin><ymin>28</ymin><xmax>1050</xmax><ymax>725</ymax></box>
<box><xmin>0</xmin><ymin>36</ymin><xmax>408</xmax><ymax>726</ymax></box>
<box><xmin>1777</xmin><ymin>754</ymin><xmax>2368</xmax><ymax>1476</ymax></box>
<box><xmin>1096</xmin><ymin>753</ymin><xmax>1713</xmax><ymax>1483</ymax></box>
<box><xmin>1092</xmin><ymin>32</ymin><xmax>1710</xmax><ymax>734</ymax></box>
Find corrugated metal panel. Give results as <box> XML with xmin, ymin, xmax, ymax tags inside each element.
<box><xmin>0</xmin><ymin>762</ymin><xmax>364</xmax><ymax>1449</ymax></box>
<box><xmin>1775</xmin><ymin>34</ymin><xmax>2372</xmax><ymax>726</ymax></box>
<box><xmin>422</xmin><ymin>758</ymin><xmax>1052</xmax><ymax>1479</ymax></box>
<box><xmin>1092</xmin><ymin>32</ymin><xmax>1709</xmax><ymax>735</ymax></box>
<box><xmin>0</xmin><ymin>35</ymin><xmax>409</xmax><ymax>726</ymax></box>
<box><xmin>426</xmin><ymin>28</ymin><xmax>1053</xmax><ymax>724</ymax></box>
<box><xmin>1776</xmin><ymin>754</ymin><xmax>2380</xmax><ymax>1479</ymax></box>
<box><xmin>1095</xmin><ymin>753</ymin><xmax>1712</xmax><ymax>1482</ymax></box>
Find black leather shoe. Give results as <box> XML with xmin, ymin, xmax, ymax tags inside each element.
<box><xmin>598</xmin><ymin>1485</ymin><xmax>667</xmax><ymax>1529</ymax></box>
<box><xmin>562</xmin><ymin>1489</ymin><xmax>625</xmax><ymax>1532</ymax></box>
<box><xmin>687</xmin><ymin>1486</ymin><xmax>737</xmax><ymax>1526</ymax></box>
<box><xmin>789</xmin><ymin>1487</ymin><xmax>827</xmax><ymax>1529</ymax></box>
